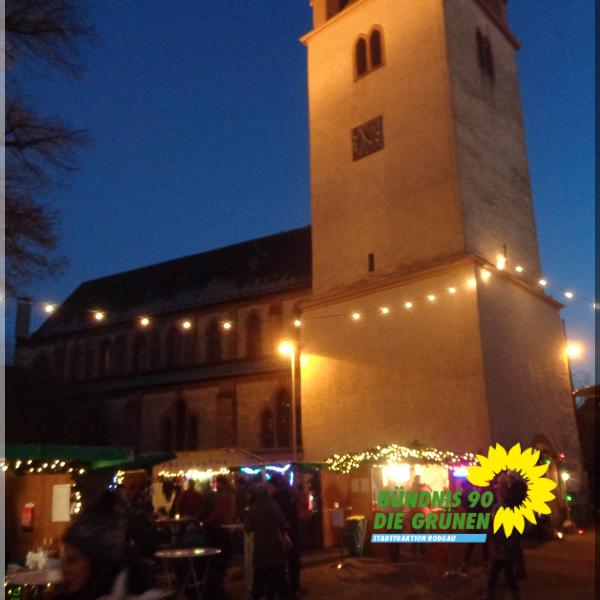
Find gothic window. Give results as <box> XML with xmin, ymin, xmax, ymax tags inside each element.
<box><xmin>113</xmin><ymin>334</ymin><xmax>127</xmax><ymax>376</ymax></box>
<box><xmin>370</xmin><ymin>29</ymin><xmax>383</xmax><ymax>68</ymax></box>
<box><xmin>275</xmin><ymin>389</ymin><xmax>292</xmax><ymax>448</ymax></box>
<box><xmin>67</xmin><ymin>342</ymin><xmax>82</xmax><ymax>381</ymax></box>
<box><xmin>84</xmin><ymin>343</ymin><xmax>95</xmax><ymax>380</ymax></box>
<box><xmin>206</xmin><ymin>319</ymin><xmax>222</xmax><ymax>363</ymax></box>
<box><xmin>476</xmin><ymin>28</ymin><xmax>495</xmax><ymax>80</ymax></box>
<box><xmin>97</xmin><ymin>339</ymin><xmax>112</xmax><ymax>378</ymax></box>
<box><xmin>131</xmin><ymin>333</ymin><xmax>148</xmax><ymax>374</ymax></box>
<box><xmin>149</xmin><ymin>329</ymin><xmax>161</xmax><ymax>371</ymax></box>
<box><xmin>161</xmin><ymin>417</ymin><xmax>173</xmax><ymax>452</ymax></box>
<box><xmin>165</xmin><ymin>326</ymin><xmax>182</xmax><ymax>369</ymax></box>
<box><xmin>261</xmin><ymin>408</ymin><xmax>275</xmax><ymax>449</ymax></box>
<box><xmin>245</xmin><ymin>311</ymin><xmax>263</xmax><ymax>359</ymax></box>
<box><xmin>355</xmin><ymin>37</ymin><xmax>368</xmax><ymax>77</ymax></box>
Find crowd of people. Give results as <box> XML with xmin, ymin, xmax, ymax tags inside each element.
<box><xmin>53</xmin><ymin>472</ymin><xmax>310</xmax><ymax>600</ymax></box>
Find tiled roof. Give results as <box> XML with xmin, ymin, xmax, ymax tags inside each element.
<box><xmin>33</xmin><ymin>226</ymin><xmax>312</xmax><ymax>338</ymax></box>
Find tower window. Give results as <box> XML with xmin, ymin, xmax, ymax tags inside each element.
<box><xmin>370</xmin><ymin>29</ymin><xmax>382</xmax><ymax>68</ymax></box>
<box><xmin>355</xmin><ymin>37</ymin><xmax>368</xmax><ymax>77</ymax></box>
<box><xmin>476</xmin><ymin>28</ymin><xmax>495</xmax><ymax>80</ymax></box>
<box><xmin>368</xmin><ymin>253</ymin><xmax>375</xmax><ymax>272</ymax></box>
<box><xmin>355</xmin><ymin>27</ymin><xmax>385</xmax><ymax>79</ymax></box>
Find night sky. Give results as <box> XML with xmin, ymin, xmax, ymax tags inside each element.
<box><xmin>5</xmin><ymin>1</ymin><xmax>595</xmax><ymax>381</ymax></box>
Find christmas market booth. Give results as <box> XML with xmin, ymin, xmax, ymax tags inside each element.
<box><xmin>320</xmin><ymin>443</ymin><xmax>477</xmax><ymax>557</ymax></box>
<box><xmin>3</xmin><ymin>444</ymin><xmax>175</xmax><ymax>565</ymax></box>
<box><xmin>152</xmin><ymin>448</ymin><xmax>324</xmax><ymax>548</ymax></box>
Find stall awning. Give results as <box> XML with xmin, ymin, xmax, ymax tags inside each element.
<box><xmin>4</xmin><ymin>444</ymin><xmax>132</xmax><ymax>469</ymax></box>
<box><xmin>156</xmin><ymin>448</ymin><xmax>267</xmax><ymax>473</ymax></box>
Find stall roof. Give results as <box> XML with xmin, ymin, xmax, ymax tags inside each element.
<box><xmin>4</xmin><ymin>444</ymin><xmax>132</xmax><ymax>469</ymax></box>
<box><xmin>156</xmin><ymin>448</ymin><xmax>268</xmax><ymax>473</ymax></box>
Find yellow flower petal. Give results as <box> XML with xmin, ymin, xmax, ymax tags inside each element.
<box><xmin>493</xmin><ymin>507</ymin><xmax>505</xmax><ymax>533</ymax></box>
<box><xmin>520</xmin><ymin>501</ymin><xmax>537</xmax><ymax>525</ymax></box>
<box><xmin>512</xmin><ymin>509</ymin><xmax>525</xmax><ymax>534</ymax></box>
<box><xmin>502</xmin><ymin>508</ymin><xmax>515</xmax><ymax>537</ymax></box>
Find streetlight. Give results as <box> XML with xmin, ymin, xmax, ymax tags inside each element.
<box><xmin>278</xmin><ymin>339</ymin><xmax>298</xmax><ymax>463</ymax></box>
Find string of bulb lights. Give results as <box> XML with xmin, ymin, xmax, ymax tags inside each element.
<box><xmin>28</xmin><ymin>254</ymin><xmax>597</xmax><ymax>333</ymax></box>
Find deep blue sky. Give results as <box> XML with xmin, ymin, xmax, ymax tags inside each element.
<box><xmin>6</xmin><ymin>1</ymin><xmax>595</xmax><ymax>380</ymax></box>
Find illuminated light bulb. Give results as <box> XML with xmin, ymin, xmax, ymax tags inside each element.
<box><xmin>1</xmin><ymin>465</ymin><xmax>7</xmax><ymax>472</ymax></box>
<box><xmin>352</xmin><ymin>312</ymin><xmax>362</xmax><ymax>321</ymax></box>
<box><xmin>496</xmin><ymin>255</ymin><xmax>506</xmax><ymax>270</ymax></box>
<box><xmin>560</xmin><ymin>471</ymin><xmax>570</xmax><ymax>482</ymax></box>
<box><xmin>556</xmin><ymin>531</ymin><xmax>564</xmax><ymax>540</ymax></box>
<box><xmin>538</xmin><ymin>279</ymin><xmax>548</xmax><ymax>287</ymax></box>
<box><xmin>593</xmin><ymin>303</ymin><xmax>599</xmax><ymax>310</ymax></box>
<box><xmin>79</xmin><ymin>468</ymin><xmax>86</xmax><ymax>475</ymax></box>
<box><xmin>60</xmin><ymin>461</ymin><xmax>65</xmax><ymax>467</ymax></box>
<box><xmin>222</xmin><ymin>320</ymin><xmax>233</xmax><ymax>331</ymax></box>
<box><xmin>404</xmin><ymin>302</ymin><xmax>413</xmax><ymax>310</ymax></box>
<box><xmin>278</xmin><ymin>340</ymin><xmax>295</xmax><ymax>356</ymax></box>
<box><xmin>480</xmin><ymin>269</ymin><xmax>492</xmax><ymax>282</ymax></box>
<box><xmin>94</xmin><ymin>311</ymin><xmax>105</xmax><ymax>322</ymax></box>
<box><xmin>427</xmin><ymin>294</ymin><xmax>436</xmax><ymax>302</ymax></box>
<box><xmin>27</xmin><ymin>460</ymin><xmax>32</xmax><ymax>465</ymax></box>
<box><xmin>181</xmin><ymin>320</ymin><xmax>192</xmax><ymax>330</ymax></box>
<box><xmin>467</xmin><ymin>278</ymin><xmax>477</xmax><ymax>289</ymax></box>
<box><xmin>448</xmin><ymin>287</ymin><xmax>457</xmax><ymax>295</ymax></box>
<box><xmin>515</xmin><ymin>265</ymin><xmax>524</xmax><ymax>273</ymax></box>
<box><xmin>380</xmin><ymin>307</ymin><xmax>390</xmax><ymax>315</ymax></box>
<box><xmin>566</xmin><ymin>342</ymin><xmax>583</xmax><ymax>360</ymax></box>
<box><xmin>578</xmin><ymin>529</ymin><xmax>584</xmax><ymax>535</ymax></box>
<box><xmin>564</xmin><ymin>291</ymin><xmax>574</xmax><ymax>299</ymax></box>
<box><xmin>139</xmin><ymin>316</ymin><xmax>151</xmax><ymax>327</ymax></box>
<box><xmin>293</xmin><ymin>319</ymin><xmax>302</xmax><ymax>328</ymax></box>
<box><xmin>44</xmin><ymin>303</ymin><xmax>56</xmax><ymax>314</ymax></box>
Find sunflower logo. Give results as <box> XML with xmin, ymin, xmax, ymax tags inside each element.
<box><xmin>467</xmin><ymin>443</ymin><xmax>557</xmax><ymax>536</ymax></box>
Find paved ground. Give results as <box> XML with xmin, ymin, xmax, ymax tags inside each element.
<box><xmin>225</xmin><ymin>530</ymin><xmax>595</xmax><ymax>599</ymax></box>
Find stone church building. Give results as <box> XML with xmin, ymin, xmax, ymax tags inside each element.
<box><xmin>15</xmin><ymin>0</ymin><xmax>583</xmax><ymax>476</ymax></box>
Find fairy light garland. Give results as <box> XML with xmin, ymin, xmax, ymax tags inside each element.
<box><xmin>325</xmin><ymin>443</ymin><xmax>477</xmax><ymax>475</ymax></box>
<box><xmin>28</xmin><ymin>256</ymin><xmax>595</xmax><ymax>334</ymax></box>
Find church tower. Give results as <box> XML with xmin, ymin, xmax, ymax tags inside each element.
<box><xmin>300</xmin><ymin>0</ymin><xmax>583</xmax><ymax>489</ymax></box>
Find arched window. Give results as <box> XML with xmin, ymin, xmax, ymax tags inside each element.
<box><xmin>355</xmin><ymin>37</ymin><xmax>368</xmax><ymax>77</ymax></box>
<box><xmin>97</xmin><ymin>339</ymin><xmax>112</xmax><ymax>378</ymax></box>
<box><xmin>370</xmin><ymin>29</ymin><xmax>383</xmax><ymax>68</ymax></box>
<box><xmin>176</xmin><ymin>397</ymin><xmax>186</xmax><ymax>451</ymax></box>
<box><xmin>275</xmin><ymin>389</ymin><xmax>292</xmax><ymax>448</ymax></box>
<box><xmin>32</xmin><ymin>351</ymin><xmax>53</xmax><ymax>381</ymax></box>
<box><xmin>113</xmin><ymin>335</ymin><xmax>127</xmax><ymax>376</ymax></box>
<box><xmin>245</xmin><ymin>311</ymin><xmax>262</xmax><ymax>359</ymax></box>
<box><xmin>67</xmin><ymin>342</ymin><xmax>82</xmax><ymax>381</ymax></box>
<box><xmin>131</xmin><ymin>333</ymin><xmax>147</xmax><ymax>374</ymax></box>
<box><xmin>165</xmin><ymin>326</ymin><xmax>182</xmax><ymax>369</ymax></box>
<box><xmin>188</xmin><ymin>415</ymin><xmax>198</xmax><ymax>450</ymax></box>
<box><xmin>161</xmin><ymin>417</ymin><xmax>173</xmax><ymax>452</ymax></box>
<box><xmin>149</xmin><ymin>329</ymin><xmax>161</xmax><ymax>371</ymax></box>
<box><xmin>206</xmin><ymin>319</ymin><xmax>222</xmax><ymax>363</ymax></box>
<box><xmin>84</xmin><ymin>343</ymin><xmax>95</xmax><ymax>380</ymax></box>
<box><xmin>476</xmin><ymin>28</ymin><xmax>495</xmax><ymax>80</ymax></box>
<box><xmin>261</xmin><ymin>408</ymin><xmax>275</xmax><ymax>449</ymax></box>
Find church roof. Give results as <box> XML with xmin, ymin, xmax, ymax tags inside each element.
<box><xmin>33</xmin><ymin>226</ymin><xmax>312</xmax><ymax>339</ymax></box>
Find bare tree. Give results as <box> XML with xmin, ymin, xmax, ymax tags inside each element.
<box><xmin>5</xmin><ymin>0</ymin><xmax>92</xmax><ymax>297</ymax></box>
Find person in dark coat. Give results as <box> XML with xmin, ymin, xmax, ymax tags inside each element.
<box><xmin>244</xmin><ymin>483</ymin><xmax>289</xmax><ymax>600</ymax></box>
<box><xmin>268</xmin><ymin>475</ymin><xmax>301</xmax><ymax>599</ymax></box>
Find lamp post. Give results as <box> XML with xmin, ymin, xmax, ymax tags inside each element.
<box><xmin>278</xmin><ymin>340</ymin><xmax>298</xmax><ymax>463</ymax></box>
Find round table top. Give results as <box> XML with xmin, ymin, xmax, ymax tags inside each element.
<box><xmin>155</xmin><ymin>548</ymin><xmax>221</xmax><ymax>559</ymax></box>
<box><xmin>5</xmin><ymin>569</ymin><xmax>63</xmax><ymax>587</ymax></box>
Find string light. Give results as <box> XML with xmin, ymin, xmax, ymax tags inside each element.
<box><xmin>404</xmin><ymin>302</ymin><xmax>413</xmax><ymax>310</ymax></box>
<box><xmin>496</xmin><ymin>255</ymin><xmax>506</xmax><ymax>270</ymax></box>
<box><xmin>515</xmin><ymin>265</ymin><xmax>524</xmax><ymax>273</ymax></box>
<box><xmin>181</xmin><ymin>320</ymin><xmax>192</xmax><ymax>330</ymax></box>
<box><xmin>448</xmin><ymin>287</ymin><xmax>457</xmax><ymax>295</ymax></box>
<box><xmin>352</xmin><ymin>312</ymin><xmax>362</xmax><ymax>321</ymax></box>
<box><xmin>427</xmin><ymin>294</ymin><xmax>436</xmax><ymax>302</ymax></box>
<box><xmin>539</xmin><ymin>279</ymin><xmax>548</xmax><ymax>287</ymax></box>
<box><xmin>480</xmin><ymin>269</ymin><xmax>492</xmax><ymax>282</ymax></box>
<box><xmin>139</xmin><ymin>316</ymin><xmax>151</xmax><ymax>327</ymax></box>
<box><xmin>467</xmin><ymin>278</ymin><xmax>477</xmax><ymax>289</ymax></box>
<box><xmin>564</xmin><ymin>291</ymin><xmax>574</xmax><ymax>299</ymax></box>
<box><xmin>325</xmin><ymin>442</ymin><xmax>477</xmax><ymax>475</ymax></box>
<box><xmin>379</xmin><ymin>307</ymin><xmax>390</xmax><ymax>315</ymax></box>
<box><xmin>293</xmin><ymin>319</ymin><xmax>302</xmax><ymax>328</ymax></box>
<box><xmin>222</xmin><ymin>320</ymin><xmax>233</xmax><ymax>331</ymax></box>
<box><xmin>94</xmin><ymin>311</ymin><xmax>105</xmax><ymax>321</ymax></box>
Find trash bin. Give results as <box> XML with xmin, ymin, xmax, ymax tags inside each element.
<box><xmin>343</xmin><ymin>515</ymin><xmax>367</xmax><ymax>557</ymax></box>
